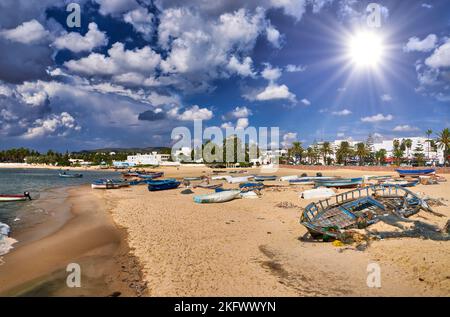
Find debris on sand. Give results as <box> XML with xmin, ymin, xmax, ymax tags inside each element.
<box><xmin>275</xmin><ymin>201</ymin><xmax>300</xmax><ymax>209</ymax></box>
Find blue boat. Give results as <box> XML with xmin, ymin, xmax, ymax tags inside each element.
<box><xmin>314</xmin><ymin>177</ymin><xmax>363</xmax><ymax>188</ymax></box>
<box><xmin>239</xmin><ymin>182</ymin><xmax>264</xmax><ymax>192</ymax></box>
<box><xmin>253</xmin><ymin>175</ymin><xmax>277</xmax><ymax>182</ymax></box>
<box><xmin>396</xmin><ymin>168</ymin><xmax>435</xmax><ymax>177</ymax></box>
<box><xmin>137</xmin><ymin>172</ymin><xmax>164</xmax><ymax>179</ymax></box>
<box><xmin>59</xmin><ymin>172</ymin><xmax>83</xmax><ymax>178</ymax></box>
<box><xmin>147</xmin><ymin>179</ymin><xmax>181</xmax><ymax>191</ymax></box>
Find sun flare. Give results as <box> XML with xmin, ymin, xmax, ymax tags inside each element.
<box><xmin>348</xmin><ymin>31</ymin><xmax>384</xmax><ymax>68</ymax></box>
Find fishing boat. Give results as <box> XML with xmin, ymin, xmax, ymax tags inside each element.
<box><xmin>314</xmin><ymin>177</ymin><xmax>363</xmax><ymax>188</ymax></box>
<box><xmin>239</xmin><ymin>182</ymin><xmax>264</xmax><ymax>192</ymax></box>
<box><xmin>226</xmin><ymin>176</ymin><xmax>253</xmax><ymax>184</ymax></box>
<box><xmin>254</xmin><ymin>175</ymin><xmax>277</xmax><ymax>182</ymax></box>
<box><xmin>396</xmin><ymin>168</ymin><xmax>435</xmax><ymax>177</ymax></box>
<box><xmin>184</xmin><ymin>177</ymin><xmax>204</xmax><ymax>181</ymax></box>
<box><xmin>59</xmin><ymin>172</ymin><xmax>83</xmax><ymax>178</ymax></box>
<box><xmin>147</xmin><ymin>179</ymin><xmax>181</xmax><ymax>191</ymax></box>
<box><xmin>193</xmin><ymin>183</ymin><xmax>223</xmax><ymax>189</ymax></box>
<box><xmin>137</xmin><ymin>172</ymin><xmax>164</xmax><ymax>179</ymax></box>
<box><xmin>300</xmin><ymin>185</ymin><xmax>431</xmax><ymax>240</ymax></box>
<box><xmin>91</xmin><ymin>179</ymin><xmax>128</xmax><ymax>189</ymax></box>
<box><xmin>289</xmin><ymin>177</ymin><xmax>339</xmax><ymax>185</ymax></box>
<box><xmin>382</xmin><ymin>179</ymin><xmax>419</xmax><ymax>187</ymax></box>
<box><xmin>0</xmin><ymin>192</ymin><xmax>32</xmax><ymax>202</ymax></box>
<box><xmin>194</xmin><ymin>190</ymin><xmax>241</xmax><ymax>204</ymax></box>
<box><xmin>279</xmin><ymin>175</ymin><xmax>300</xmax><ymax>182</ymax></box>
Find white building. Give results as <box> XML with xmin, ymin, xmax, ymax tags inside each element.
<box><xmin>251</xmin><ymin>149</ymin><xmax>288</xmax><ymax>165</ymax></box>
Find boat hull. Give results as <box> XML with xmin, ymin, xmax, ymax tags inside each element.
<box><xmin>396</xmin><ymin>169</ymin><xmax>435</xmax><ymax>177</ymax></box>
<box><xmin>194</xmin><ymin>190</ymin><xmax>241</xmax><ymax>203</ymax></box>
<box><xmin>314</xmin><ymin>178</ymin><xmax>363</xmax><ymax>188</ymax></box>
<box><xmin>147</xmin><ymin>179</ymin><xmax>181</xmax><ymax>191</ymax></box>
<box><xmin>0</xmin><ymin>195</ymin><xmax>29</xmax><ymax>202</ymax></box>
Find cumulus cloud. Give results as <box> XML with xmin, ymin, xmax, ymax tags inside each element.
<box><xmin>174</xmin><ymin>105</ymin><xmax>213</xmax><ymax>121</ymax></box>
<box><xmin>53</xmin><ymin>23</ymin><xmax>108</xmax><ymax>53</ymax></box>
<box><xmin>255</xmin><ymin>83</ymin><xmax>296</xmax><ymax>102</ymax></box>
<box><xmin>123</xmin><ymin>7</ymin><xmax>155</xmax><ymax>40</ymax></box>
<box><xmin>227</xmin><ymin>56</ymin><xmax>256</xmax><ymax>77</ymax></box>
<box><xmin>236</xmin><ymin>117</ymin><xmax>249</xmax><ymax>129</ymax></box>
<box><xmin>23</xmin><ymin>112</ymin><xmax>80</xmax><ymax>139</ymax></box>
<box><xmin>95</xmin><ymin>0</ymin><xmax>139</xmax><ymax>16</ymax></box>
<box><xmin>404</xmin><ymin>34</ymin><xmax>437</xmax><ymax>52</ymax></box>
<box><xmin>270</xmin><ymin>0</ymin><xmax>307</xmax><ymax>21</ymax></box>
<box><xmin>285</xmin><ymin>64</ymin><xmax>306</xmax><ymax>72</ymax></box>
<box><xmin>393</xmin><ymin>125</ymin><xmax>419</xmax><ymax>132</ymax></box>
<box><xmin>0</xmin><ymin>19</ymin><xmax>49</xmax><ymax>44</ymax></box>
<box><xmin>282</xmin><ymin>132</ymin><xmax>297</xmax><ymax>147</ymax></box>
<box><xmin>425</xmin><ymin>39</ymin><xmax>450</xmax><ymax>69</ymax></box>
<box><xmin>222</xmin><ymin>106</ymin><xmax>253</xmax><ymax>120</ymax></box>
<box><xmin>361</xmin><ymin>113</ymin><xmax>393</xmax><ymax>123</ymax></box>
<box><xmin>301</xmin><ymin>98</ymin><xmax>311</xmax><ymax>106</ymax></box>
<box><xmin>332</xmin><ymin>109</ymin><xmax>352</xmax><ymax>116</ymax></box>
<box><xmin>261</xmin><ymin>63</ymin><xmax>282</xmax><ymax>82</ymax></box>
<box><xmin>266</xmin><ymin>23</ymin><xmax>282</xmax><ymax>48</ymax></box>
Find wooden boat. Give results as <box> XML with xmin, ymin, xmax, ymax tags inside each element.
<box><xmin>300</xmin><ymin>185</ymin><xmax>431</xmax><ymax>239</ymax></box>
<box><xmin>314</xmin><ymin>177</ymin><xmax>363</xmax><ymax>188</ymax></box>
<box><xmin>193</xmin><ymin>183</ymin><xmax>223</xmax><ymax>189</ymax></box>
<box><xmin>59</xmin><ymin>172</ymin><xmax>83</xmax><ymax>178</ymax></box>
<box><xmin>0</xmin><ymin>192</ymin><xmax>32</xmax><ymax>202</ymax></box>
<box><xmin>194</xmin><ymin>190</ymin><xmax>241</xmax><ymax>204</ymax></box>
<box><xmin>254</xmin><ymin>175</ymin><xmax>277</xmax><ymax>182</ymax></box>
<box><xmin>382</xmin><ymin>179</ymin><xmax>419</xmax><ymax>187</ymax></box>
<box><xmin>91</xmin><ymin>179</ymin><xmax>128</xmax><ymax>189</ymax></box>
<box><xmin>290</xmin><ymin>177</ymin><xmax>338</xmax><ymax>185</ymax></box>
<box><xmin>147</xmin><ymin>179</ymin><xmax>181</xmax><ymax>191</ymax></box>
<box><xmin>239</xmin><ymin>182</ymin><xmax>264</xmax><ymax>192</ymax></box>
<box><xmin>137</xmin><ymin>172</ymin><xmax>164</xmax><ymax>179</ymax></box>
<box><xmin>396</xmin><ymin>168</ymin><xmax>435</xmax><ymax>177</ymax></box>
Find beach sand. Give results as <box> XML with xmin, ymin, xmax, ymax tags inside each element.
<box><xmin>104</xmin><ymin>166</ymin><xmax>450</xmax><ymax>296</ymax></box>
<box><xmin>0</xmin><ymin>186</ymin><xmax>147</xmax><ymax>296</ymax></box>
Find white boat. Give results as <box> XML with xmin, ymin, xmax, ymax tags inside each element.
<box><xmin>289</xmin><ymin>177</ymin><xmax>338</xmax><ymax>185</ymax></box>
<box><xmin>300</xmin><ymin>187</ymin><xmax>336</xmax><ymax>199</ymax></box>
<box><xmin>211</xmin><ymin>175</ymin><xmax>231</xmax><ymax>181</ymax></box>
<box><xmin>0</xmin><ymin>192</ymin><xmax>32</xmax><ymax>202</ymax></box>
<box><xmin>91</xmin><ymin>179</ymin><xmax>129</xmax><ymax>189</ymax></box>
<box><xmin>194</xmin><ymin>190</ymin><xmax>241</xmax><ymax>204</ymax></box>
<box><xmin>226</xmin><ymin>176</ymin><xmax>252</xmax><ymax>184</ymax></box>
<box><xmin>279</xmin><ymin>175</ymin><xmax>300</xmax><ymax>182</ymax></box>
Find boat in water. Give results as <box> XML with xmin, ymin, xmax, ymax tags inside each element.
<box><xmin>59</xmin><ymin>172</ymin><xmax>83</xmax><ymax>178</ymax></box>
<box><xmin>314</xmin><ymin>177</ymin><xmax>363</xmax><ymax>188</ymax></box>
<box><xmin>147</xmin><ymin>179</ymin><xmax>181</xmax><ymax>191</ymax></box>
<box><xmin>0</xmin><ymin>192</ymin><xmax>32</xmax><ymax>202</ymax></box>
<box><xmin>300</xmin><ymin>185</ymin><xmax>432</xmax><ymax>240</ymax></box>
<box><xmin>396</xmin><ymin>168</ymin><xmax>435</xmax><ymax>177</ymax></box>
<box><xmin>194</xmin><ymin>190</ymin><xmax>241</xmax><ymax>204</ymax></box>
<box><xmin>91</xmin><ymin>179</ymin><xmax>129</xmax><ymax>189</ymax></box>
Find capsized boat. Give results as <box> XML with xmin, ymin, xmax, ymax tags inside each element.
<box><xmin>91</xmin><ymin>179</ymin><xmax>129</xmax><ymax>189</ymax></box>
<box><xmin>396</xmin><ymin>168</ymin><xmax>435</xmax><ymax>177</ymax></box>
<box><xmin>147</xmin><ymin>179</ymin><xmax>181</xmax><ymax>191</ymax></box>
<box><xmin>0</xmin><ymin>192</ymin><xmax>32</xmax><ymax>202</ymax></box>
<box><xmin>300</xmin><ymin>185</ymin><xmax>432</xmax><ymax>239</ymax></box>
<box><xmin>254</xmin><ymin>175</ymin><xmax>277</xmax><ymax>182</ymax></box>
<box><xmin>314</xmin><ymin>177</ymin><xmax>363</xmax><ymax>188</ymax></box>
<box><xmin>194</xmin><ymin>190</ymin><xmax>241</xmax><ymax>204</ymax></box>
<box><xmin>59</xmin><ymin>171</ymin><xmax>83</xmax><ymax>178</ymax></box>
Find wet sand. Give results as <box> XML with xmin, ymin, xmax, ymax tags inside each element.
<box><xmin>0</xmin><ymin>186</ymin><xmax>147</xmax><ymax>296</ymax></box>
<box><xmin>105</xmin><ymin>166</ymin><xmax>450</xmax><ymax>296</ymax></box>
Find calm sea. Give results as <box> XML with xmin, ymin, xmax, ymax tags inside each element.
<box><xmin>0</xmin><ymin>168</ymin><xmax>120</xmax><ymax>235</ymax></box>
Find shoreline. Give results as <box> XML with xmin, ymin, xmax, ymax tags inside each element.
<box><xmin>0</xmin><ymin>185</ymin><xmax>147</xmax><ymax>296</ymax></box>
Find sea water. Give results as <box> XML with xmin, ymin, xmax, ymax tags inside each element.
<box><xmin>0</xmin><ymin>168</ymin><xmax>120</xmax><ymax>255</ymax></box>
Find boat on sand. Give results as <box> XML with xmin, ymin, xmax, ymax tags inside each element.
<box><xmin>147</xmin><ymin>179</ymin><xmax>181</xmax><ymax>191</ymax></box>
<box><xmin>91</xmin><ymin>179</ymin><xmax>128</xmax><ymax>189</ymax></box>
<box><xmin>396</xmin><ymin>168</ymin><xmax>435</xmax><ymax>177</ymax></box>
<box><xmin>314</xmin><ymin>177</ymin><xmax>363</xmax><ymax>188</ymax></box>
<box><xmin>194</xmin><ymin>190</ymin><xmax>241</xmax><ymax>204</ymax></box>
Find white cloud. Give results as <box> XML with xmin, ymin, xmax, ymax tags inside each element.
<box><xmin>361</xmin><ymin>113</ymin><xmax>393</xmax><ymax>123</ymax></box>
<box><xmin>337</xmin><ymin>132</ymin><xmax>345</xmax><ymax>138</ymax></box>
<box><xmin>381</xmin><ymin>94</ymin><xmax>392</xmax><ymax>102</ymax></box>
<box><xmin>222</xmin><ymin>106</ymin><xmax>253</xmax><ymax>120</ymax></box>
<box><xmin>393</xmin><ymin>125</ymin><xmax>419</xmax><ymax>132</ymax></box>
<box><xmin>0</xmin><ymin>19</ymin><xmax>49</xmax><ymax>44</ymax></box>
<box><xmin>175</xmin><ymin>105</ymin><xmax>213</xmax><ymax>121</ymax></box>
<box><xmin>95</xmin><ymin>0</ymin><xmax>139</xmax><ymax>16</ymax></box>
<box><xmin>123</xmin><ymin>7</ymin><xmax>154</xmax><ymax>40</ymax></box>
<box><xmin>404</xmin><ymin>34</ymin><xmax>437</xmax><ymax>52</ymax></box>
<box><xmin>301</xmin><ymin>98</ymin><xmax>311</xmax><ymax>106</ymax></box>
<box><xmin>53</xmin><ymin>23</ymin><xmax>108</xmax><ymax>53</ymax></box>
<box><xmin>221</xmin><ymin>121</ymin><xmax>234</xmax><ymax>129</ymax></box>
<box><xmin>236</xmin><ymin>117</ymin><xmax>249</xmax><ymax>129</ymax></box>
<box><xmin>425</xmin><ymin>39</ymin><xmax>450</xmax><ymax>69</ymax></box>
<box><xmin>65</xmin><ymin>42</ymin><xmax>161</xmax><ymax>76</ymax></box>
<box><xmin>22</xmin><ymin>112</ymin><xmax>80</xmax><ymax>139</ymax></box>
<box><xmin>261</xmin><ymin>63</ymin><xmax>282</xmax><ymax>82</ymax></box>
<box><xmin>421</xmin><ymin>3</ymin><xmax>433</xmax><ymax>9</ymax></box>
<box><xmin>282</xmin><ymin>132</ymin><xmax>297</xmax><ymax>147</ymax></box>
<box><xmin>270</xmin><ymin>0</ymin><xmax>307</xmax><ymax>21</ymax></box>
<box><xmin>332</xmin><ymin>109</ymin><xmax>352</xmax><ymax>116</ymax></box>
<box><xmin>266</xmin><ymin>24</ymin><xmax>281</xmax><ymax>48</ymax></box>
<box><xmin>227</xmin><ymin>56</ymin><xmax>255</xmax><ymax>77</ymax></box>
<box><xmin>255</xmin><ymin>83</ymin><xmax>296</xmax><ymax>102</ymax></box>
<box><xmin>285</xmin><ymin>64</ymin><xmax>306</xmax><ymax>72</ymax></box>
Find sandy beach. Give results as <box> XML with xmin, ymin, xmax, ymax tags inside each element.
<box><xmin>104</xmin><ymin>166</ymin><xmax>450</xmax><ymax>296</ymax></box>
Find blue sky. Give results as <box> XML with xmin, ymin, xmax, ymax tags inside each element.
<box><xmin>0</xmin><ymin>0</ymin><xmax>449</xmax><ymax>151</ymax></box>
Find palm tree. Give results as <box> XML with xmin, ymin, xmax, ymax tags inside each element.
<box><xmin>404</xmin><ymin>139</ymin><xmax>413</xmax><ymax>161</ymax></box>
<box><xmin>288</xmin><ymin>142</ymin><xmax>304</xmax><ymax>164</ymax></box>
<box><xmin>320</xmin><ymin>142</ymin><xmax>333</xmax><ymax>165</ymax></box>
<box><xmin>336</xmin><ymin>141</ymin><xmax>353</xmax><ymax>166</ymax></box>
<box><xmin>425</xmin><ymin>129</ymin><xmax>433</xmax><ymax>160</ymax></box>
<box><xmin>305</xmin><ymin>147</ymin><xmax>314</xmax><ymax>164</ymax></box>
<box><xmin>436</xmin><ymin>128</ymin><xmax>450</xmax><ymax>166</ymax></box>
<box><xmin>375</xmin><ymin>149</ymin><xmax>387</xmax><ymax>165</ymax></box>
<box><xmin>355</xmin><ymin>142</ymin><xmax>369</xmax><ymax>166</ymax></box>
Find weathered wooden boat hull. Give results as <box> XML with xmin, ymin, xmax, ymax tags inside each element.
<box><xmin>396</xmin><ymin>169</ymin><xmax>435</xmax><ymax>177</ymax></box>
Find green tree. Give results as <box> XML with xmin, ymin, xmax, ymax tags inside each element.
<box><xmin>288</xmin><ymin>141</ymin><xmax>304</xmax><ymax>164</ymax></box>
<box><xmin>425</xmin><ymin>129</ymin><xmax>433</xmax><ymax>159</ymax></box>
<box><xmin>355</xmin><ymin>142</ymin><xmax>369</xmax><ymax>166</ymax></box>
<box><xmin>320</xmin><ymin>142</ymin><xmax>333</xmax><ymax>166</ymax></box>
<box><xmin>336</xmin><ymin>141</ymin><xmax>353</xmax><ymax>166</ymax></box>
<box><xmin>375</xmin><ymin>149</ymin><xmax>387</xmax><ymax>165</ymax></box>
<box><xmin>436</xmin><ymin>128</ymin><xmax>450</xmax><ymax>166</ymax></box>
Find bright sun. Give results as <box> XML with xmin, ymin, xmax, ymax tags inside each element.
<box><xmin>348</xmin><ymin>31</ymin><xmax>384</xmax><ymax>68</ymax></box>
